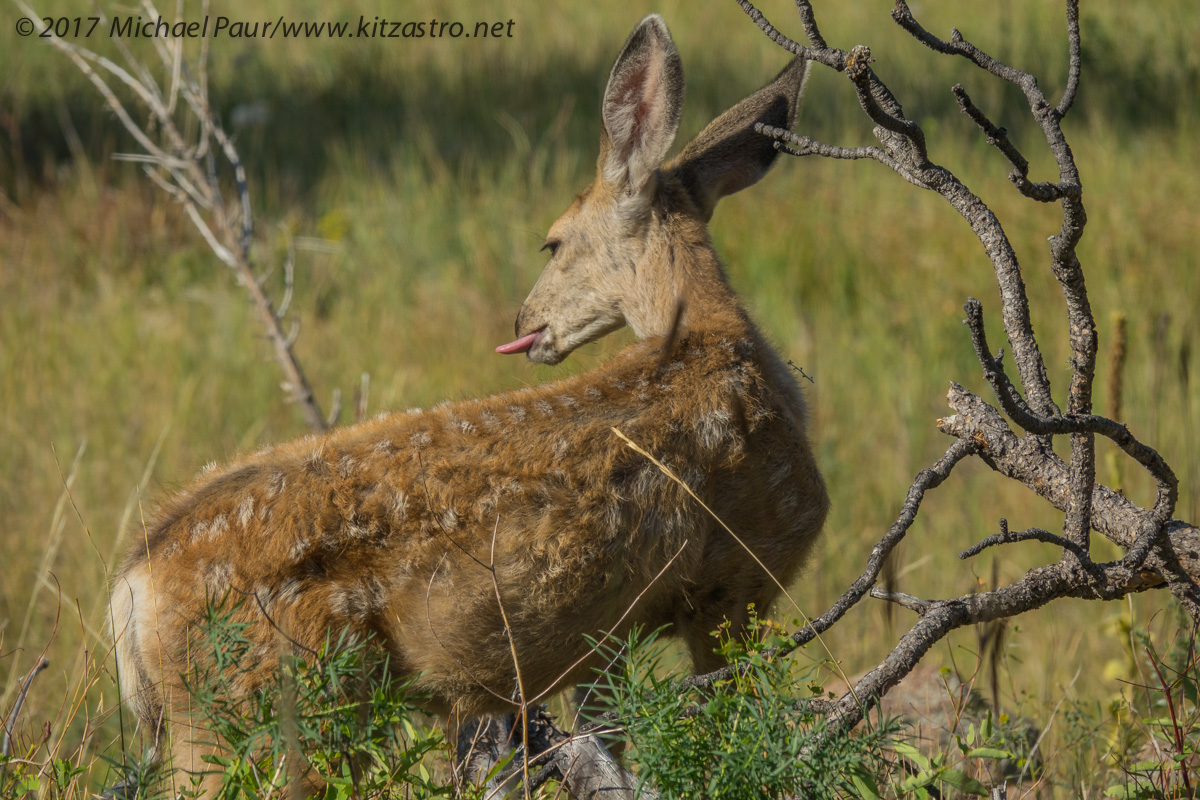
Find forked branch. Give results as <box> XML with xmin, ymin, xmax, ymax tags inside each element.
<box><xmin>730</xmin><ymin>0</ymin><xmax>1197</xmax><ymax>741</ymax></box>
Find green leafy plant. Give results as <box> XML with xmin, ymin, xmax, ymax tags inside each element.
<box><xmin>149</xmin><ymin>595</ymin><xmax>452</xmax><ymax>799</ymax></box>
<box><xmin>587</xmin><ymin>612</ymin><xmax>897</xmax><ymax>799</ymax></box>
<box><xmin>888</xmin><ymin>712</ymin><xmax>1021</xmax><ymax>799</ymax></box>
<box><xmin>0</xmin><ymin>757</ymin><xmax>42</xmax><ymax>800</ymax></box>
<box><xmin>1104</xmin><ymin>614</ymin><xmax>1199</xmax><ymax>799</ymax></box>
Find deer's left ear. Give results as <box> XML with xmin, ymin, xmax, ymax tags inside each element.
<box><xmin>597</xmin><ymin>15</ymin><xmax>685</xmax><ymax>197</ymax></box>
<box><xmin>671</xmin><ymin>56</ymin><xmax>810</xmax><ymax>221</ymax></box>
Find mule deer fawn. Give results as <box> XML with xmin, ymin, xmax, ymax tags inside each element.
<box><xmin>111</xmin><ymin>13</ymin><xmax>827</xmax><ymax>775</ymax></box>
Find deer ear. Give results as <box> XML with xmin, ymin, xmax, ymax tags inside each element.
<box><xmin>672</xmin><ymin>56</ymin><xmax>810</xmax><ymax>220</ymax></box>
<box><xmin>597</xmin><ymin>15</ymin><xmax>684</xmax><ymax>196</ymax></box>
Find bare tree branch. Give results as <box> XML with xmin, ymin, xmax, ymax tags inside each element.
<box><xmin>959</xmin><ymin>522</ymin><xmax>1086</xmax><ymax>562</ymax></box>
<box><xmin>825</xmin><ymin>557</ymin><xmax>1163</xmax><ymax>734</ymax></box>
<box><xmin>731</xmin><ymin>0</ymin><xmax>1198</xmax><ymax>749</ymax></box>
<box><xmin>745</xmin><ymin>0</ymin><xmax>1062</xmax><ymax>424</ymax></box>
<box><xmin>950</xmin><ymin>85</ymin><xmax>1075</xmax><ymax>203</ymax></box>
<box><xmin>683</xmin><ymin>437</ymin><xmax>979</xmax><ymax>691</ymax></box>
<box><xmin>1</xmin><ymin>658</ymin><xmax>49</xmax><ymax>757</ymax></box>
<box><xmin>16</xmin><ymin>0</ymin><xmax>329</xmax><ymax>432</ymax></box>
<box><xmin>938</xmin><ymin>385</ymin><xmax>1200</xmax><ymax>614</ymax></box>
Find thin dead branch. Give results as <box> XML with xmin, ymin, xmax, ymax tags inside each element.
<box><xmin>16</xmin><ymin>0</ymin><xmax>328</xmax><ymax>432</ymax></box>
<box><xmin>1</xmin><ymin>658</ymin><xmax>50</xmax><ymax>757</ymax></box>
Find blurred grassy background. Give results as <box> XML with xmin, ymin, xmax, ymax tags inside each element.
<box><xmin>1</xmin><ymin>0</ymin><xmax>1198</xmax><ymax>790</ymax></box>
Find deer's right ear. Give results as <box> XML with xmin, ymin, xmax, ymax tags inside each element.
<box><xmin>672</xmin><ymin>56</ymin><xmax>810</xmax><ymax>221</ymax></box>
<box><xmin>597</xmin><ymin>15</ymin><xmax>684</xmax><ymax>197</ymax></box>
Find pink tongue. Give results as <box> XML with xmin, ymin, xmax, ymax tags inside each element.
<box><xmin>495</xmin><ymin>331</ymin><xmax>541</xmax><ymax>355</ymax></box>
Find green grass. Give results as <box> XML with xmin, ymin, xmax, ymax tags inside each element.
<box><xmin>1</xmin><ymin>0</ymin><xmax>1198</xmax><ymax>795</ymax></box>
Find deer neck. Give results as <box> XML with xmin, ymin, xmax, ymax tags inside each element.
<box><xmin>622</xmin><ymin>215</ymin><xmax>747</xmax><ymax>341</ymax></box>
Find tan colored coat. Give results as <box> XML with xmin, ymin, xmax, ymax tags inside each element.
<box><xmin>111</xmin><ymin>13</ymin><xmax>828</xmax><ymax>770</ymax></box>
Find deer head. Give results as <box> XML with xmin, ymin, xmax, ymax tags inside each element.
<box><xmin>497</xmin><ymin>14</ymin><xmax>809</xmax><ymax>365</ymax></box>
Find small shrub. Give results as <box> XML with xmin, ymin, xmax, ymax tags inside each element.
<box><xmin>1105</xmin><ymin>613</ymin><xmax>1199</xmax><ymax>799</ymax></box>
<box><xmin>587</xmin><ymin>612</ymin><xmax>897</xmax><ymax>799</ymax></box>
<box><xmin>151</xmin><ymin>595</ymin><xmax>451</xmax><ymax>799</ymax></box>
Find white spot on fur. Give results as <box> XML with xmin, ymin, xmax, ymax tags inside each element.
<box><xmin>343</xmin><ymin>523</ymin><xmax>371</xmax><ymax>541</ymax></box>
<box><xmin>329</xmin><ymin>588</ymin><xmax>350</xmax><ymax>616</ymax></box>
<box><xmin>362</xmin><ymin>576</ymin><xmax>387</xmax><ymax>612</ymax></box>
<box><xmin>480</xmin><ymin>410</ymin><xmax>500</xmax><ymax>430</ymax></box>
<box><xmin>410</xmin><ymin>430</ymin><xmax>432</xmax><ymax>448</ymax></box>
<box><xmin>633</xmin><ymin>464</ymin><xmax>663</xmax><ymax>499</ymax></box>
<box><xmin>533</xmin><ymin>400</ymin><xmax>554</xmax><ymax>418</ymax></box>
<box><xmin>479</xmin><ymin>493</ymin><xmax>498</xmax><ymax>518</ymax></box>
<box><xmin>205</xmin><ymin>560</ymin><xmax>233</xmax><ymax>594</ymax></box>
<box><xmin>278</xmin><ymin>578</ymin><xmax>302</xmax><ymax>607</ymax></box>
<box><xmin>586</xmin><ymin>386</ymin><xmax>603</xmax><ymax>400</ymax></box>
<box><xmin>267</xmin><ymin>470</ymin><xmax>287</xmax><ymax>498</ymax></box>
<box><xmin>289</xmin><ymin>537</ymin><xmax>313</xmax><ymax>562</ymax></box>
<box><xmin>329</xmin><ymin>577</ymin><xmax>387</xmax><ymax>619</ymax></box>
<box><xmin>599</xmin><ymin>499</ymin><xmax>622</xmax><ymax>536</ymax></box>
<box><xmin>457</xmin><ymin>419</ymin><xmax>477</xmax><ymax>435</ymax></box>
<box><xmin>557</xmin><ymin>394</ymin><xmax>578</xmax><ymax>408</ymax></box>
<box><xmin>406</xmin><ymin>407</ymin><xmax>423</xmax><ymax>415</ymax></box>
<box><xmin>507</xmin><ymin>405</ymin><xmax>528</xmax><ymax>422</ymax></box>
<box><xmin>190</xmin><ymin>514</ymin><xmax>229</xmax><ymax>543</ymax></box>
<box><xmin>237</xmin><ymin>496</ymin><xmax>255</xmax><ymax>527</ymax></box>
<box><xmin>695</xmin><ymin>409</ymin><xmax>732</xmax><ymax>453</ymax></box>
<box><xmin>390</xmin><ymin>491</ymin><xmax>409</xmax><ymax>522</ymax></box>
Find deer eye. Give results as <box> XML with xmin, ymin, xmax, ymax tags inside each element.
<box><xmin>540</xmin><ymin>240</ymin><xmax>560</xmax><ymax>257</ymax></box>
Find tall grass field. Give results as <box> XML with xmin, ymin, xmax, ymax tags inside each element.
<box><xmin>2</xmin><ymin>0</ymin><xmax>1198</xmax><ymax>795</ymax></box>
